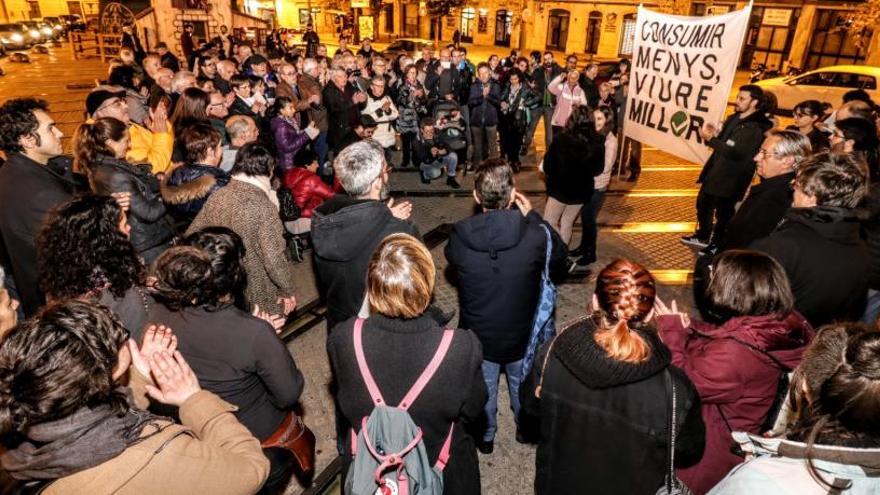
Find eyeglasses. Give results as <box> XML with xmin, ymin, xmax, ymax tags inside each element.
<box><xmin>757</xmin><ymin>148</ymin><xmax>780</xmax><ymax>158</ymax></box>
<box><xmin>793</xmin><ymin>111</ymin><xmax>814</xmax><ymax>118</ymax></box>
<box><xmin>96</xmin><ymin>98</ymin><xmax>126</xmax><ymax>113</ymax></box>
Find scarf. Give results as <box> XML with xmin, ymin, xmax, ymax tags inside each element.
<box><xmin>1</xmin><ymin>398</ymin><xmax>161</xmax><ymax>481</ymax></box>
<box><xmin>233</xmin><ymin>173</ymin><xmax>279</xmax><ymax>211</ymax></box>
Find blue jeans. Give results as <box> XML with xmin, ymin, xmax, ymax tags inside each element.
<box><xmin>576</xmin><ymin>188</ymin><xmax>607</xmax><ymax>261</ymax></box>
<box><xmin>481</xmin><ymin>358</ymin><xmax>523</xmax><ymax>442</ymax></box>
<box><xmin>420</xmin><ymin>153</ymin><xmax>458</xmax><ymax>180</ymax></box>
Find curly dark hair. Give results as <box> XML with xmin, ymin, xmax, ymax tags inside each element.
<box><xmin>0</xmin><ymin>300</ymin><xmax>130</xmax><ymax>435</ymax></box>
<box><xmin>0</xmin><ymin>98</ymin><xmax>49</xmax><ymax>153</ymax></box>
<box><xmin>181</xmin><ymin>226</ymin><xmax>247</xmax><ymax>309</ymax></box>
<box><xmin>150</xmin><ymin>245</ymin><xmax>238</xmax><ymax>311</ymax></box>
<box><xmin>37</xmin><ymin>195</ymin><xmax>144</xmax><ymax>300</ymax></box>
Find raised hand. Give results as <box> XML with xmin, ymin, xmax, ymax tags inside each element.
<box><xmin>144</xmin><ymin>351</ymin><xmax>202</xmax><ymax>407</ymax></box>
<box><xmin>387</xmin><ymin>198</ymin><xmax>413</xmax><ymax>220</ymax></box>
<box><xmin>128</xmin><ymin>324</ymin><xmax>177</xmax><ymax>379</ymax></box>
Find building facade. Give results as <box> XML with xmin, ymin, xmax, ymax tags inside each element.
<box><xmin>369</xmin><ymin>0</ymin><xmax>878</xmax><ymax>70</ymax></box>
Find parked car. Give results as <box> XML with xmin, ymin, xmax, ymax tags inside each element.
<box><xmin>41</xmin><ymin>16</ymin><xmax>65</xmax><ymax>38</ymax></box>
<box><xmin>0</xmin><ymin>23</ymin><xmax>32</xmax><ymax>50</ymax></box>
<box><xmin>20</xmin><ymin>21</ymin><xmax>51</xmax><ymax>44</ymax></box>
<box><xmin>755</xmin><ymin>65</ymin><xmax>880</xmax><ymax>114</ymax></box>
<box><xmin>59</xmin><ymin>14</ymin><xmax>86</xmax><ymax>32</ymax></box>
<box><xmin>381</xmin><ymin>37</ymin><xmax>434</xmax><ymax>61</ymax></box>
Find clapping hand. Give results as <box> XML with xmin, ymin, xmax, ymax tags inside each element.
<box><xmin>653</xmin><ymin>296</ymin><xmax>690</xmax><ymax>328</ymax></box>
<box><xmin>277</xmin><ymin>294</ymin><xmax>297</xmax><ymax>316</ymax></box>
<box><xmin>386</xmin><ymin>198</ymin><xmax>413</xmax><ymax>220</ymax></box>
<box><xmin>252</xmin><ymin>304</ymin><xmax>286</xmax><ymax>334</ymax></box>
<box><xmin>148</xmin><ymin>103</ymin><xmax>168</xmax><ymax>133</ymax></box>
<box><xmin>144</xmin><ymin>351</ymin><xmax>202</xmax><ymax>407</ymax></box>
<box><xmin>128</xmin><ymin>324</ymin><xmax>178</xmax><ymax>379</ymax></box>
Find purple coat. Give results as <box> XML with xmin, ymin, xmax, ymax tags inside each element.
<box><xmin>271</xmin><ymin>116</ymin><xmax>310</xmax><ymax>170</ymax></box>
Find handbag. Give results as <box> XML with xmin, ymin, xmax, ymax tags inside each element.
<box><xmin>261</xmin><ymin>411</ymin><xmax>316</xmax><ymax>475</ymax></box>
<box><xmin>520</xmin><ymin>224</ymin><xmax>558</xmax><ymax>382</ymax></box>
<box><xmin>656</xmin><ymin>370</ymin><xmax>693</xmax><ymax>495</ymax></box>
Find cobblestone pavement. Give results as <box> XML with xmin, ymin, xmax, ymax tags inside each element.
<box><xmin>4</xmin><ymin>46</ymin><xmax>705</xmax><ymax>495</ymax></box>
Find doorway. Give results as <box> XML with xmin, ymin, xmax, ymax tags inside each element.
<box><xmin>460</xmin><ymin>7</ymin><xmax>475</xmax><ymax>43</ymax></box>
<box><xmin>494</xmin><ymin>9</ymin><xmax>511</xmax><ymax>46</ymax></box>
<box><xmin>546</xmin><ymin>9</ymin><xmax>569</xmax><ymax>51</ymax></box>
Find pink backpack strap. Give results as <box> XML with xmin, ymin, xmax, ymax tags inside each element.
<box><xmin>434</xmin><ymin>423</ymin><xmax>455</xmax><ymax>471</ymax></box>
<box><xmin>353</xmin><ymin>318</ymin><xmax>385</xmax><ymax>406</ymax></box>
<box><xmin>397</xmin><ymin>329</ymin><xmax>455</xmax><ymax>410</ymax></box>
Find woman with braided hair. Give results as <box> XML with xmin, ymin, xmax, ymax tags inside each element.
<box><xmin>655</xmin><ymin>250</ymin><xmax>815</xmax><ymax>494</ymax></box>
<box><xmin>521</xmin><ymin>258</ymin><xmax>705</xmax><ymax>494</ymax></box>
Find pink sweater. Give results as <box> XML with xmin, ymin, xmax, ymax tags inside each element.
<box><xmin>548</xmin><ymin>74</ymin><xmax>587</xmax><ymax>127</ymax></box>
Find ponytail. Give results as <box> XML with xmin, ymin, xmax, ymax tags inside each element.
<box><xmin>73</xmin><ymin>117</ymin><xmax>127</xmax><ymax>174</ymax></box>
<box><xmin>594</xmin><ymin>318</ymin><xmax>650</xmax><ymax>363</ymax></box>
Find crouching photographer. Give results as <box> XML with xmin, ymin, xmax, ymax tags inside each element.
<box><xmin>414</xmin><ymin>117</ymin><xmax>460</xmax><ymax>189</ymax></box>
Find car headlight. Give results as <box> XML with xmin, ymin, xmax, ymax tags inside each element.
<box><xmin>11</xmin><ymin>33</ymin><xmax>22</xmax><ymax>41</ymax></box>
<box><xmin>29</xmin><ymin>30</ymin><xmax>39</xmax><ymax>38</ymax></box>
<box><xmin>53</xmin><ymin>25</ymin><xmax>62</xmax><ymax>30</ymax></box>
<box><xmin>40</xmin><ymin>27</ymin><xmax>51</xmax><ymax>35</ymax></box>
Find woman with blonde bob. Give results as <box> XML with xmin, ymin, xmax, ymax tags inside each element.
<box><xmin>328</xmin><ymin>233</ymin><xmax>487</xmax><ymax>494</ymax></box>
<box><xmin>521</xmin><ymin>259</ymin><xmax>705</xmax><ymax>494</ymax></box>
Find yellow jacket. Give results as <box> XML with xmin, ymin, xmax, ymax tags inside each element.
<box><xmin>128</xmin><ymin>123</ymin><xmax>173</xmax><ymax>174</ymax></box>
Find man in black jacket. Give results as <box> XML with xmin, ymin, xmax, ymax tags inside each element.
<box><xmin>0</xmin><ymin>98</ymin><xmax>80</xmax><ymax>317</ymax></box>
<box><xmin>523</xmin><ymin>52</ymin><xmax>563</xmax><ymax>153</ymax></box>
<box><xmin>682</xmin><ymin>84</ymin><xmax>772</xmax><ymax>249</ymax></box>
<box><xmin>445</xmin><ymin>159</ymin><xmax>567</xmax><ymax>454</ymax></box>
<box><xmin>228</xmin><ymin>74</ymin><xmax>265</xmax><ymax>127</ymax></box>
<box><xmin>323</xmin><ymin>66</ymin><xmax>367</xmax><ymax>154</ymax></box>
<box><xmin>692</xmin><ymin>130</ymin><xmax>811</xmax><ymax>310</ymax></box>
<box><xmin>750</xmin><ymin>151</ymin><xmax>869</xmax><ymax>327</ymax></box>
<box><xmin>311</xmin><ymin>140</ymin><xmax>416</xmax><ymax>332</ymax></box>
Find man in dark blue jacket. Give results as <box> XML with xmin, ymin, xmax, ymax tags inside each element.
<box><xmin>468</xmin><ymin>63</ymin><xmax>502</xmax><ymax>166</ymax></box>
<box><xmin>445</xmin><ymin>159</ymin><xmax>567</xmax><ymax>454</ymax></box>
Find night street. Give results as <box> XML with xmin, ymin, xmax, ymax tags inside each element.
<box><xmin>0</xmin><ymin>42</ymin><xmax>705</xmax><ymax>493</ymax></box>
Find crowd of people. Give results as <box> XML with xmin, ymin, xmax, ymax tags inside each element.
<box><xmin>0</xmin><ymin>23</ymin><xmax>878</xmax><ymax>495</ymax></box>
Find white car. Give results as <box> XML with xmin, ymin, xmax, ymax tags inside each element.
<box><xmin>755</xmin><ymin>65</ymin><xmax>880</xmax><ymax>113</ymax></box>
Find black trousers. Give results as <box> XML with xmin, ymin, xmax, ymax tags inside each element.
<box><xmin>499</xmin><ymin>116</ymin><xmax>524</xmax><ymax>165</ymax></box>
<box><xmin>695</xmin><ymin>190</ymin><xmax>737</xmax><ymax>243</ymax></box>
<box><xmin>401</xmin><ymin>131</ymin><xmax>417</xmax><ymax>167</ymax></box>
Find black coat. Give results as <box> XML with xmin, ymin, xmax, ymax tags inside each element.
<box><xmin>323</xmin><ymin>82</ymin><xmax>362</xmax><ymax>152</ymax></box>
<box><xmin>543</xmin><ymin>131</ymin><xmax>605</xmax><ymax>205</ymax></box>
<box><xmin>328</xmin><ymin>314</ymin><xmax>487</xmax><ymax>495</ymax></box>
<box><xmin>579</xmin><ymin>77</ymin><xmax>600</xmax><ymax>109</ymax></box>
<box><xmin>698</xmin><ymin>111</ymin><xmax>773</xmax><ymax>200</ymax></box>
<box><xmin>718</xmin><ymin>171</ymin><xmax>795</xmax><ymax>251</ymax></box>
<box><xmin>530</xmin><ymin>63</ymin><xmax>564</xmax><ymax>107</ymax></box>
<box><xmin>139</xmin><ymin>302</ymin><xmax>304</xmax><ymax>441</ymax></box>
<box><xmin>0</xmin><ymin>153</ymin><xmax>80</xmax><ymax>316</ymax></box>
<box><xmin>228</xmin><ymin>96</ymin><xmax>263</xmax><ymax>128</ymax></box>
<box><xmin>311</xmin><ymin>196</ymin><xmax>420</xmax><ymax>330</ymax></box>
<box><xmin>88</xmin><ymin>155</ymin><xmax>175</xmax><ymax>254</ymax></box>
<box><xmin>751</xmin><ymin>206</ymin><xmax>869</xmax><ymax>327</ymax></box>
<box><xmin>520</xmin><ymin>319</ymin><xmax>705</xmax><ymax>495</ymax></box>
<box><xmin>445</xmin><ymin>209</ymin><xmax>567</xmax><ymax>363</ymax></box>
<box><xmin>863</xmin><ymin>183</ymin><xmax>880</xmax><ymax>290</ymax></box>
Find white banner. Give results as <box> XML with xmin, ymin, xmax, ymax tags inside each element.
<box><xmin>624</xmin><ymin>5</ymin><xmax>751</xmax><ymax>164</ymax></box>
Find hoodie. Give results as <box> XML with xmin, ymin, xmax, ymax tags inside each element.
<box><xmin>657</xmin><ymin>312</ymin><xmax>815</xmax><ymax>494</ymax></box>
<box><xmin>751</xmin><ymin>206</ymin><xmax>869</xmax><ymax>327</ymax></box>
<box><xmin>444</xmin><ymin>209</ymin><xmax>567</xmax><ymax>363</ymax></box>
<box><xmin>311</xmin><ymin>195</ymin><xmax>420</xmax><ymax>330</ymax></box>
<box><xmin>710</xmin><ymin>432</ymin><xmax>880</xmax><ymax>494</ymax></box>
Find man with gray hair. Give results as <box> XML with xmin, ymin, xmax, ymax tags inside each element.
<box><xmin>220</xmin><ymin>115</ymin><xmax>258</xmax><ymax>171</ymax></box>
<box><xmin>310</xmin><ymin>140</ymin><xmax>416</xmax><ymax>332</ymax></box>
<box><xmin>298</xmin><ymin>58</ymin><xmax>329</xmax><ymax>167</ymax></box>
<box><xmin>708</xmin><ymin>129</ymin><xmax>812</xmax><ymax>254</ymax></box>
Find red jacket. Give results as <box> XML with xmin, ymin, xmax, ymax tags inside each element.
<box><xmin>657</xmin><ymin>312</ymin><xmax>814</xmax><ymax>494</ymax></box>
<box><xmin>281</xmin><ymin>167</ymin><xmax>338</xmax><ymax>218</ymax></box>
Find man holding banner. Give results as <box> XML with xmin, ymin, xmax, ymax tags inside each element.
<box><xmin>681</xmin><ymin>85</ymin><xmax>772</xmax><ymax>252</ymax></box>
<box><xmin>622</xmin><ymin>4</ymin><xmax>770</xmax><ymax>253</ymax></box>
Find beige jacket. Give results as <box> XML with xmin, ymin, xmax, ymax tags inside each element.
<box><xmin>47</xmin><ymin>390</ymin><xmax>269</xmax><ymax>494</ymax></box>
